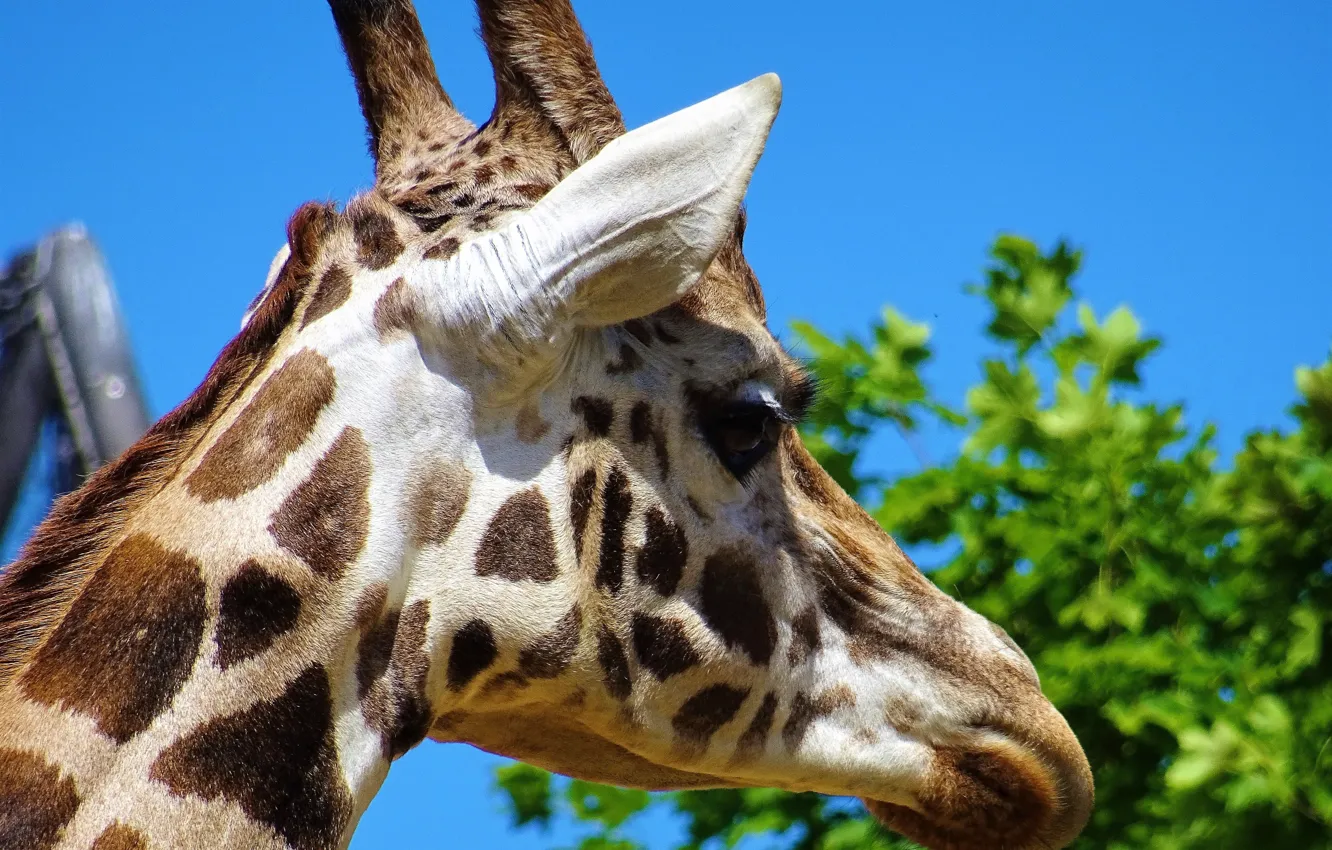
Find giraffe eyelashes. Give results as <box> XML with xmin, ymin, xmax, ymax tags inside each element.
<box><xmin>703</xmin><ymin>402</ymin><xmax>786</xmax><ymax>480</ymax></box>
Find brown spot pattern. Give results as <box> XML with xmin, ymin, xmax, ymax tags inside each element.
<box><xmin>423</xmin><ymin>237</ymin><xmax>460</xmax><ymax>261</ymax></box>
<box><xmin>629</xmin><ymin>402</ymin><xmax>652</xmax><ymax>443</ymax></box>
<box><xmin>185</xmin><ymin>349</ymin><xmax>336</xmax><ymax>502</ymax></box>
<box><xmin>781</xmin><ymin>686</ymin><xmax>856</xmax><ymax>752</ymax></box>
<box><xmin>373</xmin><ymin>277</ymin><xmax>419</xmax><ymax>338</ymax></box>
<box><xmin>354</xmin><ymin>583</ymin><xmax>389</xmax><ymax>631</ymax></box>
<box><xmin>361</xmin><ymin>600</ymin><xmax>433</xmax><ymax>759</ymax></box>
<box><xmin>409</xmin><ymin>461</ymin><xmax>471</xmax><ymax>547</ymax></box>
<box><xmin>514</xmin><ymin>183</ymin><xmax>552</xmax><ymax>201</ymax></box>
<box><xmin>447</xmin><ymin>619</ymin><xmax>497</xmax><ymax>690</ymax></box>
<box><xmin>781</xmin><ymin>692</ymin><xmax>820</xmax><ymax>753</ymax></box>
<box><xmin>629</xmin><ymin>403</ymin><xmax>670</xmax><ymax>479</ymax></box>
<box><xmin>269</xmin><ymin>427</ymin><xmax>372</xmax><ymax>581</ymax></box>
<box><xmin>90</xmin><ymin>823</ymin><xmax>150</xmax><ymax>850</ymax></box>
<box><xmin>736</xmin><ymin>692</ymin><xmax>779</xmax><ymax>758</ymax></box>
<box><xmin>596</xmin><ymin>467</ymin><xmax>631</xmax><ymax>594</ymax></box>
<box><xmin>301</xmin><ymin>264</ymin><xmax>352</xmax><ymax>329</ymax></box>
<box><xmin>700</xmin><ymin>548</ymin><xmax>777</xmax><ymax>666</ymax></box>
<box><xmin>518</xmin><ymin>606</ymin><xmax>582</xmax><ymax>679</ymax></box>
<box><xmin>215</xmin><ymin>561</ymin><xmax>302</xmax><ymax>670</ymax></box>
<box><xmin>475</xmin><ymin>489</ymin><xmax>558</xmax><ymax>582</ymax></box>
<box><xmin>673</xmin><ymin>684</ymin><xmax>749</xmax><ymax>746</ymax></box>
<box><xmin>631</xmin><ymin>613</ymin><xmax>700</xmax><ymax>680</ymax></box>
<box><xmin>356</xmin><ymin>599</ymin><xmax>397</xmax><ymax>700</ymax></box>
<box><xmin>605</xmin><ymin>344</ymin><xmax>641</xmax><ymax>375</ymax></box>
<box><xmin>350</xmin><ymin>205</ymin><xmax>404</xmax><ymax>270</ymax></box>
<box><xmin>568</xmin><ymin>469</ymin><xmax>597</xmax><ymax>566</ymax></box>
<box><xmin>572</xmin><ymin>396</ymin><xmax>612</xmax><ymax>437</ymax></box>
<box><xmin>150</xmin><ymin>665</ymin><xmax>352</xmax><ymax>850</ymax></box>
<box><xmin>515</xmin><ymin>403</ymin><xmax>550</xmax><ymax>444</ymax></box>
<box><xmin>22</xmin><ymin>535</ymin><xmax>206</xmax><ymax>743</ymax></box>
<box><xmin>0</xmin><ymin>748</ymin><xmax>80</xmax><ymax>850</ymax></box>
<box><xmin>0</xmin><ymin>202</ymin><xmax>332</xmax><ymax>681</ymax></box>
<box><xmin>787</xmin><ymin>606</ymin><xmax>821</xmax><ymax>667</ymax></box>
<box><xmin>636</xmin><ymin>507</ymin><xmax>687</xmax><ymax>596</ymax></box>
<box><xmin>596</xmin><ymin>627</ymin><xmax>632</xmax><ymax>700</ymax></box>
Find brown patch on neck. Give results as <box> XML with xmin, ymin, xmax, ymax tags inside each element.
<box><xmin>515</xmin><ymin>401</ymin><xmax>551</xmax><ymax>444</ymax></box>
<box><xmin>301</xmin><ymin>263</ymin><xmax>353</xmax><ymax>329</ymax></box>
<box><xmin>184</xmin><ymin>348</ymin><xmax>337</xmax><ymax>502</ymax></box>
<box><xmin>0</xmin><ymin>747</ymin><xmax>81</xmax><ymax>849</ymax></box>
<box><xmin>358</xmin><ymin>597</ymin><xmax>434</xmax><ymax>760</ymax></box>
<box><xmin>373</xmin><ymin>277</ymin><xmax>419</xmax><ymax>339</ymax></box>
<box><xmin>21</xmin><ymin>535</ymin><xmax>208</xmax><ymax>743</ymax></box>
<box><xmin>150</xmin><ymin>663</ymin><xmax>352</xmax><ymax>850</ymax></box>
<box><xmin>91</xmin><ymin>822</ymin><xmax>151</xmax><ymax>850</ymax></box>
<box><xmin>408</xmin><ymin>460</ymin><xmax>472</xmax><ymax>547</ymax></box>
<box><xmin>268</xmin><ymin>426</ymin><xmax>373</xmax><ymax>581</ymax></box>
<box><xmin>0</xmin><ymin>201</ymin><xmax>337</xmax><ymax>685</ymax></box>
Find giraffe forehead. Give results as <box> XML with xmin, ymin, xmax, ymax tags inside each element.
<box><xmin>381</xmin><ymin>122</ymin><xmax>569</xmax><ymax>246</ymax></box>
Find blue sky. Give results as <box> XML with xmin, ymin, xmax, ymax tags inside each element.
<box><xmin>2</xmin><ymin>1</ymin><xmax>1329</xmax><ymax>848</ymax></box>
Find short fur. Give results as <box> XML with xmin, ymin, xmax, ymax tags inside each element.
<box><xmin>0</xmin><ymin>203</ymin><xmax>334</xmax><ymax>683</ymax></box>
<box><xmin>0</xmin><ymin>4</ymin><xmax>1093</xmax><ymax>850</ymax></box>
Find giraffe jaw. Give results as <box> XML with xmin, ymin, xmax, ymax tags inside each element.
<box><xmin>433</xmin><ymin>708</ymin><xmax>748</xmax><ymax>792</ymax></box>
<box><xmin>437</xmin><ymin>700</ymin><xmax>1091</xmax><ymax>850</ymax></box>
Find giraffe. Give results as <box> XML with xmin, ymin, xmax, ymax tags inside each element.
<box><xmin>0</xmin><ymin>2</ymin><xmax>1094</xmax><ymax>849</ymax></box>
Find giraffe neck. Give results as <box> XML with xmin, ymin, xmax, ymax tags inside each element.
<box><xmin>0</xmin><ymin>255</ymin><xmax>593</xmax><ymax>848</ymax></box>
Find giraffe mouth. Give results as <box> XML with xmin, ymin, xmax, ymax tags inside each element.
<box><xmin>860</xmin><ymin>721</ymin><xmax>1093</xmax><ymax>850</ymax></box>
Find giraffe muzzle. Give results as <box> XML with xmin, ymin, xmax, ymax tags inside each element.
<box><xmin>862</xmin><ymin>701</ymin><xmax>1094</xmax><ymax>850</ymax></box>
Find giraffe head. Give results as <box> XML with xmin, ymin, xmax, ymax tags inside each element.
<box><xmin>295</xmin><ymin>3</ymin><xmax>1093</xmax><ymax>848</ymax></box>
<box><xmin>0</xmin><ymin>2</ymin><xmax>1091</xmax><ymax>849</ymax></box>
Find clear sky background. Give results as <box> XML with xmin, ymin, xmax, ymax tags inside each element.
<box><xmin>2</xmin><ymin>1</ymin><xmax>1329</xmax><ymax>848</ymax></box>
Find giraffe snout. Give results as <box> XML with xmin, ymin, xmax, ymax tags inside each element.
<box><xmin>863</xmin><ymin>686</ymin><xmax>1094</xmax><ymax>850</ymax></box>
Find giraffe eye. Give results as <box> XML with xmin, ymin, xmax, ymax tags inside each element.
<box><xmin>704</xmin><ymin>403</ymin><xmax>784</xmax><ymax>479</ymax></box>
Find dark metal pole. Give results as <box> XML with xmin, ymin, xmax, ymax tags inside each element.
<box><xmin>0</xmin><ymin>225</ymin><xmax>152</xmax><ymax>541</ymax></box>
<box><xmin>0</xmin><ymin>319</ymin><xmax>57</xmax><ymax>527</ymax></box>
<box><xmin>31</xmin><ymin>226</ymin><xmax>153</xmax><ymax>473</ymax></box>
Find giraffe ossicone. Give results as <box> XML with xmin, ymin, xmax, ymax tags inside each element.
<box><xmin>0</xmin><ymin>2</ymin><xmax>1093</xmax><ymax>850</ymax></box>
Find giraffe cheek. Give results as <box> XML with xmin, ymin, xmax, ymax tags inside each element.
<box><xmin>699</xmin><ymin>548</ymin><xmax>777</xmax><ymax>666</ymax></box>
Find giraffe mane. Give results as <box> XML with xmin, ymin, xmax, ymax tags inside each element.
<box><xmin>0</xmin><ymin>202</ymin><xmax>337</xmax><ymax>684</ymax></box>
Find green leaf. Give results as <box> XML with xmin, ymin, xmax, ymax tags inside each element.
<box><xmin>965</xmin><ymin>360</ymin><xmax>1041</xmax><ymax>453</ymax></box>
<box><xmin>1036</xmin><ymin>374</ymin><xmax>1104</xmax><ymax>439</ymax></box>
<box><xmin>1283</xmin><ymin>605</ymin><xmax>1322</xmax><ymax>675</ymax></box>
<box><xmin>1167</xmin><ymin>723</ymin><xmax>1241</xmax><ymax>790</ymax></box>
<box><xmin>565</xmin><ymin>781</ymin><xmax>651</xmax><ymax>829</ymax></box>
<box><xmin>495</xmin><ymin>763</ymin><xmax>553</xmax><ymax>828</ymax></box>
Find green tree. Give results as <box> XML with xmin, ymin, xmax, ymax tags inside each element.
<box><xmin>495</xmin><ymin>236</ymin><xmax>1332</xmax><ymax>849</ymax></box>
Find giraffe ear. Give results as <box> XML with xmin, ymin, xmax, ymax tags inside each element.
<box><xmin>417</xmin><ymin>73</ymin><xmax>781</xmax><ymax>344</ymax></box>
